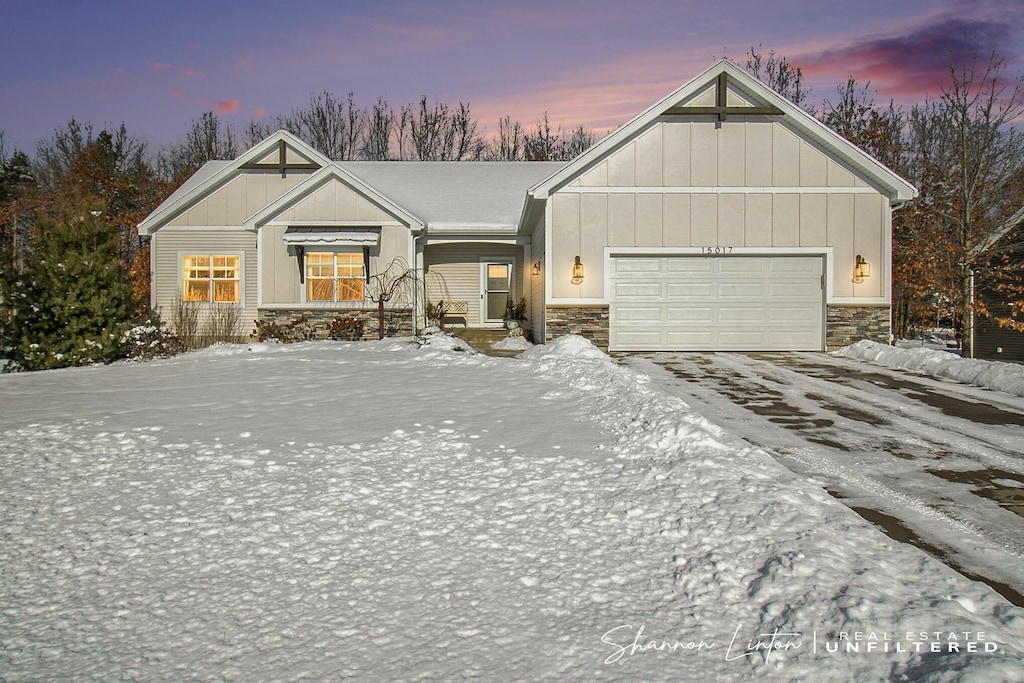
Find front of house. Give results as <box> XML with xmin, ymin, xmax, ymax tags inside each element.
<box><xmin>138</xmin><ymin>60</ymin><xmax>917</xmax><ymax>351</ymax></box>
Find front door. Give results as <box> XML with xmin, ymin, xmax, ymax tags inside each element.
<box><xmin>481</xmin><ymin>260</ymin><xmax>512</xmax><ymax>325</ymax></box>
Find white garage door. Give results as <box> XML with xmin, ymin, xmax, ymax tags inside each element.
<box><xmin>609</xmin><ymin>255</ymin><xmax>824</xmax><ymax>351</ymax></box>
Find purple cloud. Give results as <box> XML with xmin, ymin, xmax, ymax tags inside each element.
<box><xmin>799</xmin><ymin>11</ymin><xmax>1022</xmax><ymax>99</ymax></box>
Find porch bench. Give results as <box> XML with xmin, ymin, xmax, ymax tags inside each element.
<box><xmin>441</xmin><ymin>299</ymin><xmax>469</xmax><ymax>327</ymax></box>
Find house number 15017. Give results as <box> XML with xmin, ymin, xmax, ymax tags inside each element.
<box><xmin>700</xmin><ymin>246</ymin><xmax>734</xmax><ymax>255</ymax></box>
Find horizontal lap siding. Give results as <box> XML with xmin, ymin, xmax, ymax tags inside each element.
<box><xmin>153</xmin><ymin>229</ymin><xmax>259</xmax><ymax>336</ymax></box>
<box><xmin>424</xmin><ymin>244</ymin><xmax>522</xmax><ymax>326</ymax></box>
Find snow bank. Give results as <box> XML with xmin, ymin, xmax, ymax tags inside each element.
<box><xmin>521</xmin><ymin>333</ymin><xmax>607</xmax><ymax>360</ymax></box>
<box><xmin>1</xmin><ymin>340</ymin><xmax>1022</xmax><ymax>680</ymax></box>
<box><xmin>491</xmin><ymin>334</ymin><xmax>533</xmax><ymax>351</ymax></box>
<box><xmin>837</xmin><ymin>340</ymin><xmax>1024</xmax><ymax>397</ymax></box>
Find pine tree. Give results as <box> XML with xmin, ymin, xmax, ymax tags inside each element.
<box><xmin>1</xmin><ymin>207</ymin><xmax>136</xmax><ymax>370</ymax></box>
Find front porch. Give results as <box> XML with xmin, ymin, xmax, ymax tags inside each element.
<box><xmin>423</xmin><ymin>243</ymin><xmax>527</xmax><ymax>330</ymax></box>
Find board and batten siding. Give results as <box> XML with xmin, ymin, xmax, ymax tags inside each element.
<box><xmin>260</xmin><ymin>224</ymin><xmax>415</xmax><ymax>306</ymax></box>
<box><xmin>424</xmin><ymin>243</ymin><xmax>523</xmax><ymax>326</ymax></box>
<box><xmin>550</xmin><ymin>116</ymin><xmax>890</xmax><ymax>301</ymax></box>
<box><xmin>152</xmin><ymin>228</ymin><xmax>259</xmax><ymax>337</ymax></box>
<box><xmin>165</xmin><ymin>169</ymin><xmax>317</xmax><ymax>229</ymax></box>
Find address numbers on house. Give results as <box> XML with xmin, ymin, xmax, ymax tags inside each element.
<box><xmin>700</xmin><ymin>246</ymin><xmax>734</xmax><ymax>255</ymax></box>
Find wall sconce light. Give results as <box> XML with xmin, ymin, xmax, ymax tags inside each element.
<box><xmin>854</xmin><ymin>254</ymin><xmax>870</xmax><ymax>283</ymax></box>
<box><xmin>571</xmin><ymin>255</ymin><xmax>585</xmax><ymax>284</ymax></box>
<box><xmin>532</xmin><ymin>261</ymin><xmax>541</xmax><ymax>276</ymax></box>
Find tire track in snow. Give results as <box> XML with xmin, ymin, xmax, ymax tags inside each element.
<box><xmin>622</xmin><ymin>351</ymin><xmax>1024</xmax><ymax>604</ymax></box>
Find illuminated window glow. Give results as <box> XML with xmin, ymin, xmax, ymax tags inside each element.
<box><xmin>306</xmin><ymin>251</ymin><xmax>365</xmax><ymax>302</ymax></box>
<box><xmin>183</xmin><ymin>255</ymin><xmax>240</xmax><ymax>303</ymax></box>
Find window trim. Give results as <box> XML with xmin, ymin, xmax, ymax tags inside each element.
<box><xmin>178</xmin><ymin>251</ymin><xmax>245</xmax><ymax>306</ymax></box>
<box><xmin>301</xmin><ymin>247</ymin><xmax>369</xmax><ymax>305</ymax></box>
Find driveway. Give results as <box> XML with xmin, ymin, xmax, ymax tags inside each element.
<box><xmin>620</xmin><ymin>351</ymin><xmax>1024</xmax><ymax>606</ymax></box>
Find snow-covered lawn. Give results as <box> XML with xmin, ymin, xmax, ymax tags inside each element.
<box><xmin>1</xmin><ymin>336</ymin><xmax>1022</xmax><ymax>681</ymax></box>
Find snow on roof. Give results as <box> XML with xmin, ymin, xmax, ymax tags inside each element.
<box><xmin>338</xmin><ymin>161</ymin><xmax>565</xmax><ymax>232</ymax></box>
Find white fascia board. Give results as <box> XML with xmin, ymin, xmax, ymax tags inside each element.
<box><xmin>548</xmin><ymin>297</ymin><xmax>609</xmax><ymax>305</ymax></box>
<box><xmin>429</xmin><ymin>222</ymin><xmax>517</xmax><ymax>231</ymax></box>
<box><xmin>529</xmin><ymin>60</ymin><xmax>918</xmax><ymax>204</ymax></box>
<box><xmin>558</xmin><ymin>186</ymin><xmax>887</xmax><ymax>194</ymax></box>
<box><xmin>138</xmin><ymin>130</ymin><xmax>331</xmax><ymax>236</ymax></box>
<box><xmin>244</xmin><ymin>164</ymin><xmax>424</xmax><ymax>233</ymax></box>
<box><xmin>425</xmin><ymin>235</ymin><xmax>521</xmax><ymax>246</ymax></box>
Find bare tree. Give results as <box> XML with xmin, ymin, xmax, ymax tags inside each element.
<box><xmin>487</xmin><ymin>116</ymin><xmax>524</xmax><ymax>160</ymax></box>
<box><xmin>292</xmin><ymin>91</ymin><xmax>364</xmax><ymax>160</ymax></box>
<box><xmin>820</xmin><ymin>77</ymin><xmax>904</xmax><ymax>171</ymax></box>
<box><xmin>365</xmin><ymin>257</ymin><xmax>418</xmax><ymax>339</ymax></box>
<box><xmin>159</xmin><ymin>112</ymin><xmax>238</xmax><ymax>183</ymax></box>
<box><xmin>523</xmin><ymin>113</ymin><xmax>597</xmax><ymax>161</ymax></box>
<box><xmin>362</xmin><ymin>97</ymin><xmax>396</xmax><ymax>160</ymax></box>
<box><xmin>745</xmin><ymin>44</ymin><xmax>810</xmax><ymax>109</ymax></box>
<box><xmin>398</xmin><ymin>97</ymin><xmax>485</xmax><ymax>161</ymax></box>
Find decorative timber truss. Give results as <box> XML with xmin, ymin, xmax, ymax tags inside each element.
<box><xmin>239</xmin><ymin>139</ymin><xmax>322</xmax><ymax>177</ymax></box>
<box><xmin>664</xmin><ymin>72</ymin><xmax>784</xmax><ymax>121</ymax></box>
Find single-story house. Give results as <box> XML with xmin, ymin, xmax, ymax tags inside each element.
<box><xmin>138</xmin><ymin>59</ymin><xmax>917</xmax><ymax>351</ymax></box>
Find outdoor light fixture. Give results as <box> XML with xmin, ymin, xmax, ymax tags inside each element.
<box><xmin>571</xmin><ymin>255</ymin><xmax>584</xmax><ymax>284</ymax></box>
<box><xmin>532</xmin><ymin>261</ymin><xmax>541</xmax><ymax>276</ymax></box>
<box><xmin>854</xmin><ymin>254</ymin><xmax>871</xmax><ymax>283</ymax></box>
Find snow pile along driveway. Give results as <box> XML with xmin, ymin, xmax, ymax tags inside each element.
<box><xmin>1</xmin><ymin>337</ymin><xmax>1022</xmax><ymax>680</ymax></box>
<box><xmin>838</xmin><ymin>339</ymin><xmax>1024</xmax><ymax>398</ymax></box>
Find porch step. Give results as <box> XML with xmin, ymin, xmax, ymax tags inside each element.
<box><xmin>450</xmin><ymin>328</ymin><xmax>523</xmax><ymax>357</ymax></box>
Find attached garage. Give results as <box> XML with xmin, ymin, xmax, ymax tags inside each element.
<box><xmin>531</xmin><ymin>60</ymin><xmax>918</xmax><ymax>352</ymax></box>
<box><xmin>609</xmin><ymin>254</ymin><xmax>825</xmax><ymax>351</ymax></box>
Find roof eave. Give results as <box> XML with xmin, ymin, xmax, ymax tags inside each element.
<box><xmin>137</xmin><ymin>130</ymin><xmax>332</xmax><ymax>236</ymax></box>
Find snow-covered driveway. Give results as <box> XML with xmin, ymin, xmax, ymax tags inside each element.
<box><xmin>622</xmin><ymin>351</ymin><xmax>1024</xmax><ymax>608</ymax></box>
<box><xmin>2</xmin><ymin>338</ymin><xmax>1023</xmax><ymax>681</ymax></box>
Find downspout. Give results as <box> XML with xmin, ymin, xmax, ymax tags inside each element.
<box><xmin>414</xmin><ymin>225</ymin><xmax>427</xmax><ymax>334</ymax></box>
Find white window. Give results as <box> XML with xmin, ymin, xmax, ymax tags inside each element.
<box><xmin>183</xmin><ymin>254</ymin><xmax>240</xmax><ymax>303</ymax></box>
<box><xmin>306</xmin><ymin>251</ymin><xmax>366</xmax><ymax>302</ymax></box>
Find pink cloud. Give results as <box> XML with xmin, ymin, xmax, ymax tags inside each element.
<box><xmin>252</xmin><ymin>107</ymin><xmax>271</xmax><ymax>117</ymax></box>
<box><xmin>153</xmin><ymin>62</ymin><xmax>173</xmax><ymax>71</ymax></box>
<box><xmin>210</xmin><ymin>99</ymin><xmax>239</xmax><ymax>114</ymax></box>
<box><xmin>795</xmin><ymin>12</ymin><xmax>1021</xmax><ymax>100</ymax></box>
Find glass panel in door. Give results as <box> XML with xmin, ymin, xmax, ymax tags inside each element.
<box><xmin>485</xmin><ymin>263</ymin><xmax>510</xmax><ymax>322</ymax></box>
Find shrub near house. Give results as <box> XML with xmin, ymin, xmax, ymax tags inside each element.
<box><xmin>1</xmin><ymin>209</ymin><xmax>136</xmax><ymax>371</ymax></box>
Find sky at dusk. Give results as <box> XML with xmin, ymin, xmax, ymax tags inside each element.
<box><xmin>2</xmin><ymin>0</ymin><xmax>1023</xmax><ymax>156</ymax></box>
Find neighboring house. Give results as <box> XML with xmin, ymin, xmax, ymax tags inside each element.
<box><xmin>138</xmin><ymin>59</ymin><xmax>917</xmax><ymax>351</ymax></box>
<box><xmin>973</xmin><ymin>205</ymin><xmax>1024</xmax><ymax>362</ymax></box>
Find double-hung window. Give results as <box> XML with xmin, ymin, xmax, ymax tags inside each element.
<box><xmin>306</xmin><ymin>251</ymin><xmax>366</xmax><ymax>302</ymax></box>
<box><xmin>183</xmin><ymin>255</ymin><xmax>240</xmax><ymax>303</ymax></box>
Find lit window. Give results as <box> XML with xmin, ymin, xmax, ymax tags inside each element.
<box><xmin>183</xmin><ymin>255</ymin><xmax>240</xmax><ymax>303</ymax></box>
<box><xmin>306</xmin><ymin>251</ymin><xmax>365</xmax><ymax>302</ymax></box>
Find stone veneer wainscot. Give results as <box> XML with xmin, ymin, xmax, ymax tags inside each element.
<box><xmin>545</xmin><ymin>305</ymin><xmax>610</xmax><ymax>349</ymax></box>
<box><xmin>256</xmin><ymin>308</ymin><xmax>414</xmax><ymax>341</ymax></box>
<box><xmin>826</xmin><ymin>305</ymin><xmax>891</xmax><ymax>350</ymax></box>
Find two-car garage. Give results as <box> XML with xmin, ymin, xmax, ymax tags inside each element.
<box><xmin>608</xmin><ymin>254</ymin><xmax>825</xmax><ymax>351</ymax></box>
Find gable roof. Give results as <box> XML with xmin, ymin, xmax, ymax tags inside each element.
<box><xmin>338</xmin><ymin>161</ymin><xmax>564</xmax><ymax>233</ymax></box>
<box><xmin>528</xmin><ymin>59</ymin><xmax>918</xmax><ymax>204</ymax></box>
<box><xmin>972</xmin><ymin>204</ymin><xmax>1024</xmax><ymax>256</ymax></box>
<box><xmin>138</xmin><ymin>130</ymin><xmax>331</xmax><ymax>235</ymax></box>
<box><xmin>243</xmin><ymin>164</ymin><xmax>426</xmax><ymax>233</ymax></box>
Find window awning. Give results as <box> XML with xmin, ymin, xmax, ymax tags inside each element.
<box><xmin>281</xmin><ymin>227</ymin><xmax>380</xmax><ymax>247</ymax></box>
